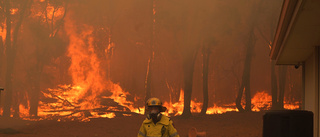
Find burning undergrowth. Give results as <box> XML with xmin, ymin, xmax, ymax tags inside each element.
<box><xmin>32</xmin><ymin>18</ymin><xmax>145</xmax><ymax>122</ymax></box>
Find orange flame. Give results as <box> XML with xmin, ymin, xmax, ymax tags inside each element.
<box><xmin>163</xmin><ymin>89</ymin><xmax>237</xmax><ymax>116</ymax></box>
<box><xmin>163</xmin><ymin>90</ymin><xmax>300</xmax><ymax>116</ymax></box>
<box><xmin>0</xmin><ymin>24</ymin><xmax>6</xmax><ymax>42</ymax></box>
<box><xmin>251</xmin><ymin>91</ymin><xmax>272</xmax><ymax>111</ymax></box>
<box><xmin>37</xmin><ymin>18</ymin><xmax>144</xmax><ymax>121</ymax></box>
<box><xmin>10</xmin><ymin>8</ymin><xmax>19</xmax><ymax>15</ymax></box>
<box><xmin>19</xmin><ymin>104</ymin><xmax>30</xmax><ymax>118</ymax></box>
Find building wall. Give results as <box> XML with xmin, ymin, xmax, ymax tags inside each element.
<box><xmin>304</xmin><ymin>47</ymin><xmax>319</xmax><ymax>137</ymax></box>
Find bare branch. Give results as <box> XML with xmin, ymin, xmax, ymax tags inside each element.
<box><xmin>41</xmin><ymin>91</ymin><xmax>78</xmax><ymax>108</ymax></box>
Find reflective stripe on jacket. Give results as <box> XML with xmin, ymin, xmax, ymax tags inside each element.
<box><xmin>138</xmin><ymin>115</ymin><xmax>179</xmax><ymax>137</ymax></box>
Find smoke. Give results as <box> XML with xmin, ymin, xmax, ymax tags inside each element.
<box><xmin>0</xmin><ymin>0</ymin><xmax>302</xmax><ymax>118</ymax></box>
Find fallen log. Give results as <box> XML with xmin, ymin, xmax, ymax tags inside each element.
<box><xmin>43</xmin><ymin>108</ymin><xmax>142</xmax><ymax>116</ymax></box>
<box><xmin>41</xmin><ymin>91</ymin><xmax>78</xmax><ymax>108</ymax></box>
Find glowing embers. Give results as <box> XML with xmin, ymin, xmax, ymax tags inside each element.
<box><xmin>10</xmin><ymin>8</ymin><xmax>19</xmax><ymax>15</ymax></box>
<box><xmin>284</xmin><ymin>101</ymin><xmax>300</xmax><ymax>110</ymax></box>
<box><xmin>251</xmin><ymin>91</ymin><xmax>272</xmax><ymax>111</ymax></box>
<box><xmin>38</xmin><ymin>83</ymin><xmax>142</xmax><ymax>121</ymax></box>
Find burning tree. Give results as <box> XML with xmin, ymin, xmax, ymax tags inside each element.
<box><xmin>25</xmin><ymin>0</ymin><xmax>68</xmax><ymax>117</ymax></box>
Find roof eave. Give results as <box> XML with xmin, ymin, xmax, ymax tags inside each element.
<box><xmin>270</xmin><ymin>0</ymin><xmax>300</xmax><ymax>60</ymax></box>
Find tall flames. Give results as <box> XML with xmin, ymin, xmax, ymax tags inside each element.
<box><xmin>35</xmin><ymin>18</ymin><xmax>145</xmax><ymax>121</ymax></box>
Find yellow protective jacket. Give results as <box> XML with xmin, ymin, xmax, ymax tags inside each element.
<box><xmin>138</xmin><ymin>115</ymin><xmax>179</xmax><ymax>137</ymax></box>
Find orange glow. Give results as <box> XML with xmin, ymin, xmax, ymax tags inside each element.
<box><xmin>251</xmin><ymin>91</ymin><xmax>272</xmax><ymax>111</ymax></box>
<box><xmin>37</xmin><ymin>18</ymin><xmax>145</xmax><ymax>121</ymax></box>
<box><xmin>0</xmin><ymin>24</ymin><xmax>6</xmax><ymax>42</ymax></box>
<box><xmin>46</xmin><ymin>5</ymin><xmax>65</xmax><ymax>20</ymax></box>
<box><xmin>268</xmin><ymin>41</ymin><xmax>272</xmax><ymax>50</ymax></box>
<box><xmin>89</xmin><ymin>112</ymin><xmax>116</xmax><ymax>119</ymax></box>
<box><xmin>19</xmin><ymin>15</ymin><xmax>299</xmax><ymax>120</ymax></box>
<box><xmin>284</xmin><ymin>101</ymin><xmax>300</xmax><ymax>109</ymax></box>
<box><xmin>10</xmin><ymin>8</ymin><xmax>19</xmax><ymax>15</ymax></box>
<box><xmin>162</xmin><ymin>90</ymin><xmax>300</xmax><ymax>116</ymax></box>
<box><xmin>163</xmin><ymin>90</ymin><xmax>238</xmax><ymax>115</ymax></box>
<box><xmin>206</xmin><ymin>105</ymin><xmax>238</xmax><ymax>114</ymax></box>
<box><xmin>19</xmin><ymin>104</ymin><xmax>30</xmax><ymax>118</ymax></box>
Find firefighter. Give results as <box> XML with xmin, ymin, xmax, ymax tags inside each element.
<box><xmin>138</xmin><ymin>97</ymin><xmax>179</xmax><ymax>137</ymax></box>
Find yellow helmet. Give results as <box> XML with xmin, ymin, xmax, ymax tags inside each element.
<box><xmin>146</xmin><ymin>97</ymin><xmax>162</xmax><ymax>106</ymax></box>
<box><xmin>146</xmin><ymin>97</ymin><xmax>166</xmax><ymax>112</ymax></box>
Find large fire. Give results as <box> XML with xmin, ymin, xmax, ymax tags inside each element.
<box><xmin>3</xmin><ymin>8</ymin><xmax>300</xmax><ymax>122</ymax></box>
<box><xmin>33</xmin><ymin>18</ymin><xmax>145</xmax><ymax>121</ymax></box>
<box><xmin>9</xmin><ymin>18</ymin><xmax>301</xmax><ymax>121</ymax></box>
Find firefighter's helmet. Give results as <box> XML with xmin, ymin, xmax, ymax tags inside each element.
<box><xmin>146</xmin><ymin>97</ymin><xmax>166</xmax><ymax>112</ymax></box>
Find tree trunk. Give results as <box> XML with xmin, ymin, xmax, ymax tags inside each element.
<box><xmin>181</xmin><ymin>49</ymin><xmax>198</xmax><ymax>118</ymax></box>
<box><xmin>30</xmin><ymin>68</ymin><xmax>42</xmax><ymax>117</ymax></box>
<box><xmin>271</xmin><ymin>60</ymin><xmax>279</xmax><ymax>109</ymax></box>
<box><xmin>200</xmin><ymin>45</ymin><xmax>210</xmax><ymax>115</ymax></box>
<box><xmin>278</xmin><ymin>66</ymin><xmax>287</xmax><ymax>109</ymax></box>
<box><xmin>12</xmin><ymin>93</ymin><xmax>20</xmax><ymax>118</ymax></box>
<box><xmin>235</xmin><ymin>0</ymin><xmax>263</xmax><ymax>112</ymax></box>
<box><xmin>3</xmin><ymin>0</ymin><xmax>13</xmax><ymax>117</ymax></box>
<box><xmin>236</xmin><ymin>29</ymin><xmax>255</xmax><ymax>112</ymax></box>
<box><xmin>0</xmin><ymin>36</ymin><xmax>3</xmax><ymax>114</ymax></box>
<box><xmin>3</xmin><ymin>0</ymin><xmax>29</xmax><ymax>117</ymax></box>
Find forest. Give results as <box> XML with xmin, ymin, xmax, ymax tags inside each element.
<box><xmin>0</xmin><ymin>0</ymin><xmax>302</xmax><ymax>121</ymax></box>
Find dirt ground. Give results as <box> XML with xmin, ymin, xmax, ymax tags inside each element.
<box><xmin>0</xmin><ymin>111</ymin><xmax>265</xmax><ymax>137</ymax></box>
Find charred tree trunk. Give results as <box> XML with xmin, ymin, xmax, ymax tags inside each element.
<box><xmin>235</xmin><ymin>0</ymin><xmax>263</xmax><ymax>112</ymax></box>
<box><xmin>12</xmin><ymin>92</ymin><xmax>20</xmax><ymax>118</ymax></box>
<box><xmin>3</xmin><ymin>0</ymin><xmax>29</xmax><ymax>117</ymax></box>
<box><xmin>200</xmin><ymin>44</ymin><xmax>210</xmax><ymax>115</ymax></box>
<box><xmin>270</xmin><ymin>64</ymin><xmax>287</xmax><ymax>110</ymax></box>
<box><xmin>3</xmin><ymin>0</ymin><xmax>13</xmax><ymax>117</ymax></box>
<box><xmin>0</xmin><ymin>36</ymin><xmax>3</xmax><ymax>113</ymax></box>
<box><xmin>30</xmin><ymin>67</ymin><xmax>42</xmax><ymax>117</ymax></box>
<box><xmin>181</xmin><ymin>49</ymin><xmax>198</xmax><ymax>118</ymax></box>
<box><xmin>271</xmin><ymin>60</ymin><xmax>279</xmax><ymax>109</ymax></box>
<box><xmin>236</xmin><ymin>29</ymin><xmax>255</xmax><ymax>112</ymax></box>
<box><xmin>278</xmin><ymin>66</ymin><xmax>287</xmax><ymax>109</ymax></box>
